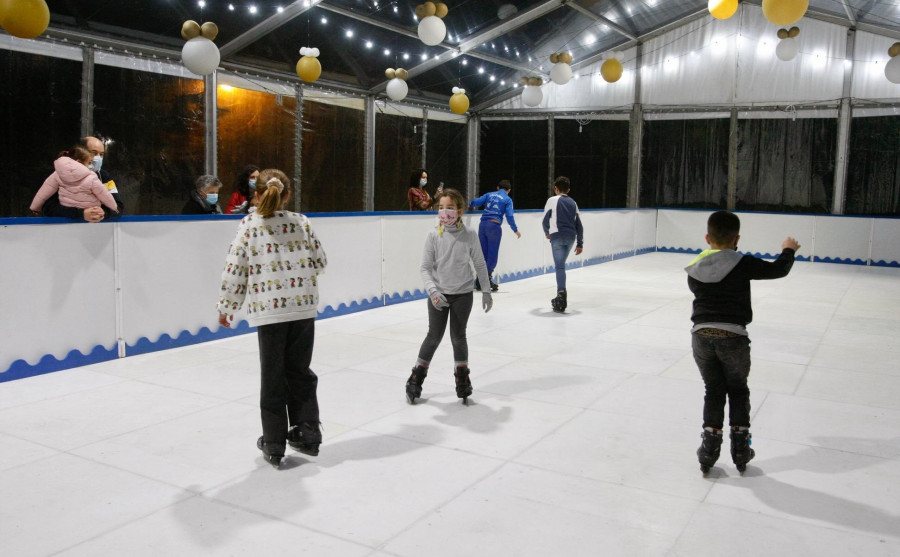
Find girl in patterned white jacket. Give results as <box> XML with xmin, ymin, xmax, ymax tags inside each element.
<box><xmin>217</xmin><ymin>169</ymin><xmax>327</xmax><ymax>467</ymax></box>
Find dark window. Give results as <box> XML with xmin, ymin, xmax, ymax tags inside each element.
<box><xmin>554</xmin><ymin>119</ymin><xmax>629</xmax><ymax>208</ymax></box>
<box><xmin>480</xmin><ymin>119</ymin><xmax>549</xmax><ymax>210</ymax></box>
<box><xmin>375</xmin><ymin>112</ymin><xmax>423</xmax><ymax>211</ymax></box>
<box><xmin>426</xmin><ymin>118</ymin><xmax>467</xmax><ymax>195</ymax></box>
<box><xmin>846</xmin><ymin>116</ymin><xmax>900</xmax><ymax>216</ymax></box>
<box><xmin>300</xmin><ymin>99</ymin><xmax>365</xmax><ymax>212</ymax></box>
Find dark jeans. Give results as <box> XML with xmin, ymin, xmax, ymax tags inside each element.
<box><xmin>478</xmin><ymin>220</ymin><xmax>502</xmax><ymax>275</ymax></box>
<box><xmin>692</xmin><ymin>333</ymin><xmax>752</xmax><ymax>429</ymax></box>
<box><xmin>550</xmin><ymin>236</ymin><xmax>575</xmax><ymax>290</ymax></box>
<box><xmin>257</xmin><ymin>318</ymin><xmax>319</xmax><ymax>447</ymax></box>
<box><xmin>418</xmin><ymin>292</ymin><xmax>474</xmax><ymax>365</ymax></box>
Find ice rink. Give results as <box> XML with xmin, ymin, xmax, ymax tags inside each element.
<box><xmin>2</xmin><ymin>252</ymin><xmax>899</xmax><ymax>556</ymax></box>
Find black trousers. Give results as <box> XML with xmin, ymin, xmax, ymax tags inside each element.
<box><xmin>417</xmin><ymin>292</ymin><xmax>474</xmax><ymax>364</ymax></box>
<box><xmin>692</xmin><ymin>333</ymin><xmax>752</xmax><ymax>429</ymax></box>
<box><xmin>257</xmin><ymin>318</ymin><xmax>319</xmax><ymax>447</ymax></box>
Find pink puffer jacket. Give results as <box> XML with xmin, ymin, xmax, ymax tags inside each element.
<box><xmin>30</xmin><ymin>157</ymin><xmax>119</xmax><ymax>213</ymax></box>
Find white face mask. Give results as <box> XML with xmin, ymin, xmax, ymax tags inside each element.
<box><xmin>91</xmin><ymin>155</ymin><xmax>103</xmax><ymax>172</ymax></box>
<box><xmin>419</xmin><ymin>178</ymin><xmax>427</xmax><ymax>187</ymax></box>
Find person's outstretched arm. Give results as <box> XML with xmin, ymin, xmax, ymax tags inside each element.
<box><xmin>744</xmin><ymin>237</ymin><xmax>800</xmax><ymax>280</ymax></box>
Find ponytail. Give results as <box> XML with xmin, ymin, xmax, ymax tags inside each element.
<box><xmin>255</xmin><ymin>169</ymin><xmax>291</xmax><ymax>218</ymax></box>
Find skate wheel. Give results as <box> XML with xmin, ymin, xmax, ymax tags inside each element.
<box><xmin>737</xmin><ymin>464</ymin><xmax>747</xmax><ymax>473</ymax></box>
<box><xmin>700</xmin><ymin>464</ymin><xmax>710</xmax><ymax>474</ymax></box>
<box><xmin>462</xmin><ymin>397</ymin><xmax>469</xmax><ymax>405</ymax></box>
<box><xmin>406</xmin><ymin>394</ymin><xmax>416</xmax><ymax>405</ymax></box>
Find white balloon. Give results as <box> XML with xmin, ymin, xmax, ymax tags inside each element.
<box><xmin>775</xmin><ymin>38</ymin><xmax>798</xmax><ymax>61</ymax></box>
<box><xmin>386</xmin><ymin>78</ymin><xmax>409</xmax><ymax>101</ymax></box>
<box><xmin>885</xmin><ymin>56</ymin><xmax>900</xmax><ymax>85</ymax></box>
<box><xmin>497</xmin><ymin>3</ymin><xmax>517</xmax><ymax>19</ymax></box>
<box><xmin>182</xmin><ymin>37</ymin><xmax>220</xmax><ymax>75</ymax></box>
<box><xmin>549</xmin><ymin>62</ymin><xmax>572</xmax><ymax>85</ymax></box>
<box><xmin>521</xmin><ymin>85</ymin><xmax>543</xmax><ymax>107</ymax></box>
<box><xmin>417</xmin><ymin>16</ymin><xmax>446</xmax><ymax>46</ymax></box>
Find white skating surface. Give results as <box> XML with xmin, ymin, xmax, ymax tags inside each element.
<box><xmin>2</xmin><ymin>253</ymin><xmax>900</xmax><ymax>556</ymax></box>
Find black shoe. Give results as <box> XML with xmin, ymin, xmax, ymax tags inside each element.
<box><xmin>288</xmin><ymin>422</ymin><xmax>322</xmax><ymax>456</ymax></box>
<box><xmin>257</xmin><ymin>436</ymin><xmax>284</xmax><ymax>467</ymax></box>
<box><xmin>696</xmin><ymin>428</ymin><xmax>723</xmax><ymax>474</ymax></box>
<box><xmin>474</xmin><ymin>279</ymin><xmax>482</xmax><ymax>291</ymax></box>
<box><xmin>454</xmin><ymin>366</ymin><xmax>473</xmax><ymax>404</ymax></box>
<box><xmin>405</xmin><ymin>365</ymin><xmax>428</xmax><ymax>404</ymax></box>
<box><xmin>730</xmin><ymin>427</ymin><xmax>755</xmax><ymax>473</ymax></box>
<box><xmin>551</xmin><ymin>289</ymin><xmax>567</xmax><ymax>313</ymax></box>
<box><xmin>490</xmin><ymin>281</ymin><xmax>499</xmax><ymax>292</ymax></box>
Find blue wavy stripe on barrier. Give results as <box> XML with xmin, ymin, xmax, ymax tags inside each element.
<box><xmin>127</xmin><ymin>320</ymin><xmax>257</xmax><ymax>356</ymax></box>
<box><xmin>658</xmin><ymin>246</ymin><xmax>702</xmax><ymax>254</ymax></box>
<box><xmin>318</xmin><ymin>297</ymin><xmax>383</xmax><ymax>318</ymax></box>
<box><xmin>871</xmin><ymin>260</ymin><xmax>900</xmax><ymax>268</ymax></box>
<box><xmin>636</xmin><ymin>246</ymin><xmax>656</xmax><ymax>255</ymax></box>
<box><xmin>384</xmin><ymin>289</ymin><xmax>429</xmax><ymax>306</ymax></box>
<box><xmin>1</xmin><ymin>344</ymin><xmax>118</xmax><ymax>383</ymax></box>
<box><xmin>583</xmin><ymin>255</ymin><xmax>613</xmax><ymax>266</ymax></box>
<box><xmin>497</xmin><ymin>267</ymin><xmax>543</xmax><ymax>283</ymax></box>
<box><xmin>813</xmin><ymin>256</ymin><xmax>867</xmax><ymax>265</ymax></box>
<box><xmin>611</xmin><ymin>250</ymin><xmax>634</xmax><ymax>260</ymax></box>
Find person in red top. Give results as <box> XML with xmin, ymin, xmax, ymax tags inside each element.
<box><xmin>407</xmin><ymin>168</ymin><xmax>440</xmax><ymax>211</ymax></box>
<box><xmin>226</xmin><ymin>165</ymin><xmax>260</xmax><ymax>214</ymax></box>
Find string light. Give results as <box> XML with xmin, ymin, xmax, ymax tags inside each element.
<box><xmin>248</xmin><ymin>5</ymin><xmax>257</xmax><ymax>14</ymax></box>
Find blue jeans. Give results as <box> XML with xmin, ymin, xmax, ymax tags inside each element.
<box><xmin>692</xmin><ymin>333</ymin><xmax>752</xmax><ymax>429</ymax></box>
<box><xmin>550</xmin><ymin>236</ymin><xmax>574</xmax><ymax>290</ymax></box>
<box><xmin>478</xmin><ymin>220</ymin><xmax>502</xmax><ymax>275</ymax></box>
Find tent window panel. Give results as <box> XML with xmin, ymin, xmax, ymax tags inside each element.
<box><xmin>480</xmin><ymin>120</ymin><xmax>549</xmax><ymax>210</ymax></box>
<box><xmin>846</xmin><ymin>116</ymin><xmax>900</xmax><ymax>216</ymax></box>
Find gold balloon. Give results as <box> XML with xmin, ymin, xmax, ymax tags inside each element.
<box><xmin>449</xmin><ymin>92</ymin><xmax>469</xmax><ymax>115</ymax></box>
<box><xmin>200</xmin><ymin>21</ymin><xmax>218</xmax><ymax>41</ymax></box>
<box><xmin>560</xmin><ymin>52</ymin><xmax>573</xmax><ymax>64</ymax></box>
<box><xmin>423</xmin><ymin>2</ymin><xmax>436</xmax><ymax>17</ymax></box>
<box><xmin>600</xmin><ymin>58</ymin><xmax>623</xmax><ymax>83</ymax></box>
<box><xmin>396</xmin><ymin>68</ymin><xmax>409</xmax><ymax>80</ymax></box>
<box><xmin>385</xmin><ymin>68</ymin><xmax>396</xmax><ymax>79</ymax></box>
<box><xmin>296</xmin><ymin>56</ymin><xmax>322</xmax><ymax>83</ymax></box>
<box><xmin>519</xmin><ymin>77</ymin><xmax>528</xmax><ymax>85</ymax></box>
<box><xmin>182</xmin><ymin>20</ymin><xmax>201</xmax><ymax>40</ymax></box>
<box><xmin>435</xmin><ymin>2</ymin><xmax>448</xmax><ymax>18</ymax></box>
<box><xmin>776</xmin><ymin>28</ymin><xmax>789</xmax><ymax>39</ymax></box>
<box><xmin>708</xmin><ymin>0</ymin><xmax>738</xmax><ymax>21</ymax></box>
<box><xmin>890</xmin><ymin>42</ymin><xmax>900</xmax><ymax>58</ymax></box>
<box><xmin>414</xmin><ymin>4</ymin><xmax>427</xmax><ymax>19</ymax></box>
<box><xmin>788</xmin><ymin>26</ymin><xmax>800</xmax><ymax>38</ymax></box>
<box><xmin>0</xmin><ymin>0</ymin><xmax>50</xmax><ymax>39</ymax></box>
<box><xmin>528</xmin><ymin>77</ymin><xmax>542</xmax><ymax>86</ymax></box>
<box><xmin>550</xmin><ymin>53</ymin><xmax>559</xmax><ymax>64</ymax></box>
<box><xmin>761</xmin><ymin>0</ymin><xmax>809</xmax><ymax>26</ymax></box>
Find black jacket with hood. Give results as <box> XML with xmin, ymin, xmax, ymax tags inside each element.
<box><xmin>685</xmin><ymin>248</ymin><xmax>796</xmax><ymax>327</ymax></box>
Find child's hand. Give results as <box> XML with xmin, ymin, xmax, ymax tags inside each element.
<box><xmin>431</xmin><ymin>292</ymin><xmax>449</xmax><ymax>310</ymax></box>
<box><xmin>515</xmin><ymin>231</ymin><xmax>522</xmax><ymax>239</ymax></box>
<box><xmin>782</xmin><ymin>237</ymin><xmax>800</xmax><ymax>252</ymax></box>
<box><xmin>575</xmin><ymin>246</ymin><xmax>583</xmax><ymax>255</ymax></box>
<box><xmin>218</xmin><ymin>313</ymin><xmax>232</xmax><ymax>328</ymax></box>
<box><xmin>482</xmin><ymin>292</ymin><xmax>493</xmax><ymax>313</ymax></box>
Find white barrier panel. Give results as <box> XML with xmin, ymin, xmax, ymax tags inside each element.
<box><xmin>871</xmin><ymin>219</ymin><xmax>900</xmax><ymax>267</ymax></box>
<box><xmin>494</xmin><ymin>212</ymin><xmax>548</xmax><ymax>282</ymax></box>
<box><xmin>657</xmin><ymin>209</ymin><xmax>706</xmax><ymax>252</ymax></box>
<box><xmin>579</xmin><ymin>212</ymin><xmax>613</xmax><ymax>267</ymax></box>
<box><xmin>0</xmin><ymin>223</ymin><xmax>117</xmax><ymax>378</ymax></box>
<box><xmin>735</xmin><ymin>213</ymin><xmax>816</xmax><ymax>260</ymax></box>
<box><xmin>381</xmin><ymin>214</ymin><xmax>434</xmax><ymax>303</ymax></box>
<box><xmin>635</xmin><ymin>210</ymin><xmax>658</xmax><ymax>253</ymax></box>
<box><xmin>311</xmin><ymin>216</ymin><xmax>384</xmax><ymax>314</ymax></box>
<box><xmin>812</xmin><ymin>216</ymin><xmax>872</xmax><ymax>265</ymax></box>
<box><xmin>610</xmin><ymin>211</ymin><xmax>636</xmax><ymax>259</ymax></box>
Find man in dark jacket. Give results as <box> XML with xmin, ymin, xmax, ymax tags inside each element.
<box><xmin>686</xmin><ymin>210</ymin><xmax>800</xmax><ymax>475</ymax></box>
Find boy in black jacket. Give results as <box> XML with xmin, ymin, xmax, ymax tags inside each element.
<box><xmin>685</xmin><ymin>211</ymin><xmax>800</xmax><ymax>474</ymax></box>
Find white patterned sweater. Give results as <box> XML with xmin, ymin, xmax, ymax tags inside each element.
<box><xmin>217</xmin><ymin>211</ymin><xmax>327</xmax><ymax>327</ymax></box>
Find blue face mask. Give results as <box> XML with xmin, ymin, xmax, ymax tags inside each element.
<box><xmin>92</xmin><ymin>155</ymin><xmax>103</xmax><ymax>172</ymax></box>
<box><xmin>206</xmin><ymin>193</ymin><xmax>219</xmax><ymax>205</ymax></box>
<box><xmin>248</xmin><ymin>179</ymin><xmax>257</xmax><ymax>190</ymax></box>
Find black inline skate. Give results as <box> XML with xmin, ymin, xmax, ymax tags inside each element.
<box><xmin>696</xmin><ymin>427</ymin><xmax>723</xmax><ymax>474</ymax></box>
<box><xmin>489</xmin><ymin>273</ymin><xmax>499</xmax><ymax>292</ymax></box>
<box><xmin>551</xmin><ymin>289</ymin><xmax>567</xmax><ymax>313</ymax></box>
<box><xmin>405</xmin><ymin>365</ymin><xmax>428</xmax><ymax>404</ymax></box>
<box><xmin>257</xmin><ymin>436</ymin><xmax>284</xmax><ymax>468</ymax></box>
<box><xmin>454</xmin><ymin>366</ymin><xmax>473</xmax><ymax>405</ymax></box>
<box><xmin>730</xmin><ymin>426</ymin><xmax>755</xmax><ymax>473</ymax></box>
<box><xmin>288</xmin><ymin>421</ymin><xmax>322</xmax><ymax>456</ymax></box>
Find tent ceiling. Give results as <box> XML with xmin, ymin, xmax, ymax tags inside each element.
<box><xmin>41</xmin><ymin>0</ymin><xmax>900</xmax><ymax>106</ymax></box>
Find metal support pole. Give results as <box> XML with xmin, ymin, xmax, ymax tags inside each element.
<box><xmin>466</xmin><ymin>115</ymin><xmax>480</xmax><ymax>200</ymax></box>
<box><xmin>294</xmin><ymin>84</ymin><xmax>303</xmax><ymax>212</ymax></box>
<box><xmin>364</xmin><ymin>95</ymin><xmax>376</xmax><ymax>212</ymax></box>
<box><xmin>203</xmin><ymin>73</ymin><xmax>217</xmax><ymax>177</ymax></box>
<box><xmin>80</xmin><ymin>46</ymin><xmax>94</xmax><ymax>138</ymax></box>
<box><xmin>421</xmin><ymin>107</ymin><xmax>428</xmax><ymax>169</ymax></box>
<box><xmin>727</xmin><ymin>107</ymin><xmax>738</xmax><ymax>210</ymax></box>
<box><xmin>626</xmin><ymin>44</ymin><xmax>643</xmax><ymax>208</ymax></box>
<box><xmin>547</xmin><ymin>115</ymin><xmax>555</xmax><ymax>196</ymax></box>
<box><xmin>832</xmin><ymin>29</ymin><xmax>856</xmax><ymax>215</ymax></box>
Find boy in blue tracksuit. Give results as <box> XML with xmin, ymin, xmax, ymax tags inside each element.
<box><xmin>469</xmin><ymin>180</ymin><xmax>521</xmax><ymax>291</ymax></box>
<box><xmin>542</xmin><ymin>176</ymin><xmax>583</xmax><ymax>312</ymax></box>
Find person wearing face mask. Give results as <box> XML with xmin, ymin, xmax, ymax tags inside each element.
<box><xmin>405</xmin><ymin>188</ymin><xmax>492</xmax><ymax>406</ymax></box>
<box><xmin>407</xmin><ymin>168</ymin><xmax>438</xmax><ymax>211</ymax></box>
<box><xmin>226</xmin><ymin>165</ymin><xmax>261</xmax><ymax>214</ymax></box>
<box><xmin>40</xmin><ymin>136</ymin><xmax>124</xmax><ymax>222</ymax></box>
<box><xmin>182</xmin><ymin>175</ymin><xmax>223</xmax><ymax>215</ymax></box>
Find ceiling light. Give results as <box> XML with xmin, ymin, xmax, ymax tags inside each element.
<box><xmin>403</xmin><ymin>53</ymin><xmax>410</xmax><ymax>60</ymax></box>
<box><xmin>321</xmin><ymin>17</ymin><xmax>327</xmax><ymax>24</ymax></box>
<box><xmin>478</xmin><ymin>67</ymin><xmax>484</xmax><ymax>74</ymax></box>
<box><xmin>228</xmin><ymin>3</ymin><xmax>235</xmax><ymax>10</ymax></box>
<box><xmin>394</xmin><ymin>6</ymin><xmax>399</xmax><ymax>13</ymax></box>
<box><xmin>421</xmin><ymin>53</ymin><xmax>428</xmax><ymax>60</ymax></box>
<box><xmin>249</xmin><ymin>5</ymin><xmax>257</xmax><ymax>14</ymax></box>
<box><xmin>384</xmin><ymin>49</ymin><xmax>391</xmax><ymax>56</ymax></box>
<box><xmin>489</xmin><ymin>75</ymin><xmax>495</xmax><ymax>81</ymax></box>
<box><xmin>346</xmin><ymin>30</ymin><xmax>354</xmax><ymax>38</ymax></box>
<box><xmin>366</xmin><ymin>41</ymin><xmax>373</xmax><ymax>48</ymax></box>
<box><xmin>461</xmin><ymin>59</ymin><xmax>468</xmax><ymax>65</ymax></box>
<box><xmin>277</xmin><ymin>6</ymin><xmax>284</xmax><ymax>13</ymax></box>
<box><xmin>198</xmin><ymin>0</ymin><xmax>205</xmax><ymax>7</ymax></box>
<box><xmin>500</xmin><ymin>80</ymin><xmax>505</xmax><ymax>85</ymax></box>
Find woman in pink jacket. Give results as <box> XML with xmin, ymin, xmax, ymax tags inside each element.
<box><xmin>30</xmin><ymin>146</ymin><xmax>119</xmax><ymax>216</ymax></box>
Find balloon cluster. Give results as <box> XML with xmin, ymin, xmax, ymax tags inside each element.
<box><xmin>385</xmin><ymin>68</ymin><xmax>409</xmax><ymax>101</ymax></box>
<box><xmin>296</xmin><ymin>47</ymin><xmax>322</xmax><ymax>83</ymax></box>
<box><xmin>549</xmin><ymin>52</ymin><xmax>574</xmax><ymax>85</ymax></box>
<box><xmin>449</xmin><ymin>87</ymin><xmax>469</xmax><ymax>114</ymax></box>
<box><xmin>415</xmin><ymin>2</ymin><xmax>449</xmax><ymax>46</ymax></box>
<box><xmin>886</xmin><ymin>42</ymin><xmax>900</xmax><ymax>85</ymax></box>
<box><xmin>708</xmin><ymin>0</ymin><xmax>739</xmax><ymax>21</ymax></box>
<box><xmin>775</xmin><ymin>26</ymin><xmax>800</xmax><ymax>61</ymax></box>
<box><xmin>181</xmin><ymin>20</ymin><xmax>221</xmax><ymax>76</ymax></box>
<box><xmin>762</xmin><ymin>0</ymin><xmax>808</xmax><ymax>27</ymax></box>
<box><xmin>0</xmin><ymin>0</ymin><xmax>50</xmax><ymax>39</ymax></box>
<box><xmin>600</xmin><ymin>52</ymin><xmax>624</xmax><ymax>83</ymax></box>
<box><xmin>519</xmin><ymin>76</ymin><xmax>544</xmax><ymax>107</ymax></box>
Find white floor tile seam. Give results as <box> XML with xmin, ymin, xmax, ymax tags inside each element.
<box><xmin>0</xmin><ymin>371</ymin><xmax>131</xmax><ymax>412</ymax></box>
